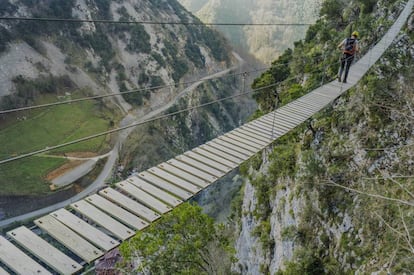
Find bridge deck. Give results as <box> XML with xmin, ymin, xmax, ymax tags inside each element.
<box><xmin>0</xmin><ymin>0</ymin><xmax>412</xmax><ymax>273</ymax></box>
<box><xmin>7</xmin><ymin>226</ymin><xmax>83</xmax><ymax>274</ymax></box>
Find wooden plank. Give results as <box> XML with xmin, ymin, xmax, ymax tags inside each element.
<box><xmin>276</xmin><ymin>105</ymin><xmax>309</xmax><ymax>120</ymax></box>
<box><xmin>224</xmin><ymin>133</ymin><xmax>264</xmax><ymax>150</ymax></box>
<box><xmin>243</xmin><ymin>123</ymin><xmax>282</xmax><ymax>138</ymax></box>
<box><xmin>71</xmin><ymin>200</ymin><xmax>135</xmax><ymax>240</ymax></box>
<box><xmin>289</xmin><ymin>102</ymin><xmax>323</xmax><ymax>116</ymax></box>
<box><xmin>260</xmin><ymin>117</ymin><xmax>297</xmax><ymax>131</ymax></box>
<box><xmin>311</xmin><ymin>91</ymin><xmax>337</xmax><ymax>100</ymax></box>
<box><xmin>315</xmin><ymin>84</ymin><xmax>341</xmax><ymax>96</ymax></box>
<box><xmin>208</xmin><ymin>139</ymin><xmax>254</xmax><ymax>157</ymax></box>
<box><xmin>253</xmin><ymin>124</ymin><xmax>288</xmax><ymax>138</ymax></box>
<box><xmin>261</xmin><ymin>114</ymin><xmax>298</xmax><ymax>127</ymax></box>
<box><xmin>228</xmin><ymin>130</ymin><xmax>269</xmax><ymax>148</ymax></box>
<box><xmin>116</xmin><ymin>180</ymin><xmax>172</xmax><ymax>214</ymax></box>
<box><xmin>281</xmin><ymin>102</ymin><xmax>315</xmax><ymax>114</ymax></box>
<box><xmin>185</xmin><ymin>151</ymin><xmax>234</xmax><ymax>171</ymax></box>
<box><xmin>316</xmin><ymin>80</ymin><xmax>342</xmax><ymax>92</ymax></box>
<box><xmin>243</xmin><ymin>126</ymin><xmax>280</xmax><ymax>141</ymax></box>
<box><xmin>266</xmin><ymin>111</ymin><xmax>306</xmax><ymax>124</ymax></box>
<box><xmin>217</xmin><ymin>136</ymin><xmax>258</xmax><ymax>153</ymax></box>
<box><xmin>175</xmin><ymin>155</ymin><xmax>227</xmax><ymax>177</ymax></box>
<box><xmin>246</xmin><ymin>120</ymin><xmax>279</xmax><ymax>134</ymax></box>
<box><xmin>204</xmin><ymin>141</ymin><xmax>250</xmax><ymax>161</ymax></box>
<box><xmin>165</xmin><ymin>159</ymin><xmax>218</xmax><ymax>183</ymax></box>
<box><xmin>254</xmin><ymin>119</ymin><xmax>290</xmax><ymax>132</ymax></box>
<box><xmin>147</xmin><ymin>167</ymin><xmax>202</xmax><ymax>194</ymax></box>
<box><xmin>0</xmin><ymin>266</ymin><xmax>8</xmax><ymax>275</ymax></box>
<box><xmin>239</xmin><ymin>125</ymin><xmax>275</xmax><ymax>140</ymax></box>
<box><xmin>274</xmin><ymin>108</ymin><xmax>308</xmax><ymax>121</ymax></box>
<box><xmin>251</xmin><ymin>119</ymin><xmax>288</xmax><ymax>132</ymax></box>
<box><xmin>294</xmin><ymin>98</ymin><xmax>324</xmax><ymax>108</ymax></box>
<box><xmin>7</xmin><ymin>226</ymin><xmax>83</xmax><ymax>275</ymax></box>
<box><xmin>233</xmin><ymin>127</ymin><xmax>273</xmax><ymax>144</ymax></box>
<box><xmin>256</xmin><ymin>118</ymin><xmax>292</xmax><ymax>131</ymax></box>
<box><xmin>289</xmin><ymin>101</ymin><xmax>321</xmax><ymax>111</ymax></box>
<box><xmin>282</xmin><ymin>105</ymin><xmax>314</xmax><ymax>116</ymax></box>
<box><xmin>311</xmin><ymin>88</ymin><xmax>338</xmax><ymax>98</ymax></box>
<box><xmin>300</xmin><ymin>91</ymin><xmax>332</xmax><ymax>102</ymax></box>
<box><xmin>158</xmin><ymin>162</ymin><xmax>212</xmax><ymax>187</ymax></box>
<box><xmin>127</xmin><ymin>176</ymin><xmax>184</xmax><ymax>206</ymax></box>
<box><xmin>137</xmin><ymin>171</ymin><xmax>193</xmax><ymax>199</ymax></box>
<box><xmin>99</xmin><ymin>188</ymin><xmax>161</xmax><ymax>222</ymax></box>
<box><xmin>34</xmin><ymin>215</ymin><xmax>103</xmax><ymax>263</ymax></box>
<box><xmin>258</xmin><ymin>117</ymin><xmax>294</xmax><ymax>131</ymax></box>
<box><xmin>229</xmin><ymin>129</ymin><xmax>270</xmax><ymax>147</ymax></box>
<box><xmin>0</xmin><ymin>236</ymin><xmax>51</xmax><ymax>275</ymax></box>
<box><xmin>199</xmin><ymin>144</ymin><xmax>245</xmax><ymax>163</ymax></box>
<box><xmin>298</xmin><ymin>94</ymin><xmax>331</xmax><ymax>105</ymax></box>
<box><xmin>262</xmin><ymin>112</ymin><xmax>300</xmax><ymax>124</ymax></box>
<box><xmin>192</xmin><ymin>148</ymin><xmax>239</xmax><ymax>168</ymax></box>
<box><xmin>285</xmin><ymin>106</ymin><xmax>315</xmax><ymax>119</ymax></box>
<box><xmin>85</xmin><ymin>194</ymin><xmax>149</xmax><ymax>230</ymax></box>
<box><xmin>51</xmin><ymin>209</ymin><xmax>119</xmax><ymax>252</ymax></box>
<box><xmin>298</xmin><ymin>98</ymin><xmax>330</xmax><ymax>108</ymax></box>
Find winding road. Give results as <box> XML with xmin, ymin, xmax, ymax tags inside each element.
<box><xmin>0</xmin><ymin>52</ymin><xmax>246</xmax><ymax>228</ymax></box>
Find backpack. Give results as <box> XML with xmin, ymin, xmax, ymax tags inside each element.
<box><xmin>344</xmin><ymin>38</ymin><xmax>356</xmax><ymax>55</ymax></box>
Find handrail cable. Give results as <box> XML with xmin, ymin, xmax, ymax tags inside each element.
<box><xmin>0</xmin><ymin>53</ymin><xmax>331</xmax><ymax>115</ymax></box>
<box><xmin>0</xmin><ymin>66</ymin><xmax>270</xmax><ymax>114</ymax></box>
<box><xmin>0</xmin><ymin>74</ymin><xmax>304</xmax><ymax>165</ymax></box>
<box><xmin>0</xmin><ymin>18</ymin><xmax>392</xmax><ymax>164</ymax></box>
<box><xmin>0</xmin><ymin>16</ymin><xmax>313</xmax><ymax>26</ymax></box>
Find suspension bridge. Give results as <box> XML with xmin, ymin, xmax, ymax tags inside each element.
<box><xmin>0</xmin><ymin>0</ymin><xmax>412</xmax><ymax>273</ymax></box>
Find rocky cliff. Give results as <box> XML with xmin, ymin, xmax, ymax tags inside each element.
<box><xmin>233</xmin><ymin>0</ymin><xmax>414</xmax><ymax>273</ymax></box>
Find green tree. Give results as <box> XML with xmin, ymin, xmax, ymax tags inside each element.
<box><xmin>252</xmin><ymin>48</ymin><xmax>292</xmax><ymax>112</ymax></box>
<box><xmin>119</xmin><ymin>203</ymin><xmax>235</xmax><ymax>274</ymax></box>
<box><xmin>320</xmin><ymin>0</ymin><xmax>345</xmax><ymax>25</ymax></box>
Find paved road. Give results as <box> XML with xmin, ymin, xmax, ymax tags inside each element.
<box><xmin>51</xmin><ymin>159</ymin><xmax>97</xmax><ymax>187</ymax></box>
<box><xmin>0</xmin><ymin>55</ymin><xmax>244</xmax><ymax>228</ymax></box>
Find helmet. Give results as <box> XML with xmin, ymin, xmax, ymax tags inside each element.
<box><xmin>352</xmin><ymin>31</ymin><xmax>359</xmax><ymax>37</ymax></box>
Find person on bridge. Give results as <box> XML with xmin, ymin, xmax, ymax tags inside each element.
<box><xmin>337</xmin><ymin>31</ymin><xmax>360</xmax><ymax>83</ymax></box>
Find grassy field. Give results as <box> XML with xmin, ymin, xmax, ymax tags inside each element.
<box><xmin>0</xmin><ymin>102</ymin><xmax>112</xmax><ymax>157</ymax></box>
<box><xmin>0</xmin><ymin>156</ymin><xmax>67</xmax><ymax>196</ymax></box>
<box><xmin>0</xmin><ymin>96</ymin><xmax>115</xmax><ymax>195</ymax></box>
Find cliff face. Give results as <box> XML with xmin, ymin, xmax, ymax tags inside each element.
<box><xmin>233</xmin><ymin>0</ymin><xmax>414</xmax><ymax>273</ymax></box>
<box><xmin>178</xmin><ymin>0</ymin><xmax>322</xmax><ymax>63</ymax></box>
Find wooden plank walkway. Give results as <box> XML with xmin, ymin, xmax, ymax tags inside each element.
<box><xmin>0</xmin><ymin>236</ymin><xmax>51</xmax><ymax>274</ymax></box>
<box><xmin>0</xmin><ymin>0</ymin><xmax>412</xmax><ymax>272</ymax></box>
<box><xmin>7</xmin><ymin>226</ymin><xmax>83</xmax><ymax>274</ymax></box>
<box><xmin>34</xmin><ymin>215</ymin><xmax>103</xmax><ymax>263</ymax></box>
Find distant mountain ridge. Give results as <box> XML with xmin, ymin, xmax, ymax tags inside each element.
<box><xmin>178</xmin><ymin>0</ymin><xmax>322</xmax><ymax>63</ymax></box>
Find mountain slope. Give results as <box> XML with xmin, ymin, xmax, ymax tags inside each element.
<box><xmin>0</xmin><ymin>0</ymin><xmax>255</xmax><ymax>218</ymax></box>
<box><xmin>178</xmin><ymin>0</ymin><xmax>322</xmax><ymax>63</ymax></box>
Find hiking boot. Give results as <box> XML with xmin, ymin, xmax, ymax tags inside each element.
<box><xmin>343</xmin><ymin>80</ymin><xmax>347</xmax><ymax>83</ymax></box>
<box><xmin>337</xmin><ymin>75</ymin><xmax>341</xmax><ymax>82</ymax></box>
